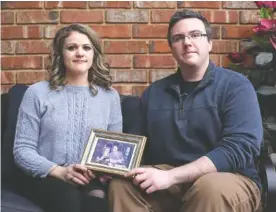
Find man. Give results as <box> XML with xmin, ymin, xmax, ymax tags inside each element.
<box><xmin>109</xmin><ymin>10</ymin><xmax>262</xmax><ymax>212</ymax></box>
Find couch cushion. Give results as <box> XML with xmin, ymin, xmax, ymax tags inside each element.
<box><xmin>1</xmin><ymin>93</ymin><xmax>9</xmax><ymax>143</ymax></box>
<box><xmin>120</xmin><ymin>95</ymin><xmax>141</xmax><ymax>134</ymax></box>
<box><xmin>1</xmin><ymin>188</ymin><xmax>43</xmax><ymax>212</ymax></box>
<box><xmin>2</xmin><ymin>84</ymin><xmax>28</xmax><ymax>184</ymax></box>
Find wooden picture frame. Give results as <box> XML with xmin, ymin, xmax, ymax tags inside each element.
<box><xmin>81</xmin><ymin>129</ymin><xmax>147</xmax><ymax>176</ymax></box>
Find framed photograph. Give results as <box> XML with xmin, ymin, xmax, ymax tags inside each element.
<box><xmin>81</xmin><ymin>129</ymin><xmax>147</xmax><ymax>176</ymax></box>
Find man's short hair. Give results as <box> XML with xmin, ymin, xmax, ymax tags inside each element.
<box><xmin>167</xmin><ymin>10</ymin><xmax>212</xmax><ymax>47</ymax></box>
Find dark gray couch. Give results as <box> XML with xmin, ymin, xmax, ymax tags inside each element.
<box><xmin>1</xmin><ymin>85</ymin><xmax>44</xmax><ymax>212</ymax></box>
<box><xmin>1</xmin><ymin>84</ymin><xmax>276</xmax><ymax>212</ymax></box>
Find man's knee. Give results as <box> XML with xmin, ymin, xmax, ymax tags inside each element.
<box><xmin>184</xmin><ymin>172</ymin><xmax>260</xmax><ymax>204</ymax></box>
<box><xmin>182</xmin><ymin>173</ymin><xmax>260</xmax><ymax>212</ymax></box>
<box><xmin>199</xmin><ymin>173</ymin><xmax>223</xmax><ymax>190</ymax></box>
<box><xmin>184</xmin><ymin>173</ymin><xmax>236</xmax><ymax>202</ymax></box>
<box><xmin>109</xmin><ymin>178</ymin><xmax>133</xmax><ymax>195</ymax></box>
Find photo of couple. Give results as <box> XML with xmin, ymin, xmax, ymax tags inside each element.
<box><xmin>91</xmin><ymin>138</ymin><xmax>136</xmax><ymax>170</ymax></box>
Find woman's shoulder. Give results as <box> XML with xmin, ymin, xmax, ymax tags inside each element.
<box><xmin>28</xmin><ymin>81</ymin><xmax>50</xmax><ymax>91</ymax></box>
<box><xmin>109</xmin><ymin>86</ymin><xmax>120</xmax><ymax>96</ymax></box>
<box><xmin>25</xmin><ymin>81</ymin><xmax>51</xmax><ymax>99</ymax></box>
<box><xmin>97</xmin><ymin>86</ymin><xmax>120</xmax><ymax>99</ymax></box>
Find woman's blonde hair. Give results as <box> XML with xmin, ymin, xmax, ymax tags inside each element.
<box><xmin>47</xmin><ymin>23</ymin><xmax>111</xmax><ymax>95</ymax></box>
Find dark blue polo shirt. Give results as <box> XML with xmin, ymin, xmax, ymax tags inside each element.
<box><xmin>138</xmin><ymin>62</ymin><xmax>263</xmax><ymax>190</ymax></box>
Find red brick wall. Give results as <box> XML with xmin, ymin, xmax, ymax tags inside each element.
<box><xmin>1</xmin><ymin>1</ymin><xmax>259</xmax><ymax>95</ymax></box>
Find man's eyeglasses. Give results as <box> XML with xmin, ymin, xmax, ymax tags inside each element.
<box><xmin>171</xmin><ymin>32</ymin><xmax>208</xmax><ymax>43</ymax></box>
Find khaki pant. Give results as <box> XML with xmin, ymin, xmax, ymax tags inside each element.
<box><xmin>108</xmin><ymin>165</ymin><xmax>261</xmax><ymax>212</ymax></box>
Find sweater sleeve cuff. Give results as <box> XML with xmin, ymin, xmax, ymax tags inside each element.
<box><xmin>36</xmin><ymin>161</ymin><xmax>57</xmax><ymax>178</ymax></box>
<box><xmin>205</xmin><ymin>148</ymin><xmax>232</xmax><ymax>172</ymax></box>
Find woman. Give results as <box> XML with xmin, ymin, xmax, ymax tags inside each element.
<box><xmin>13</xmin><ymin>24</ymin><xmax>122</xmax><ymax>212</ymax></box>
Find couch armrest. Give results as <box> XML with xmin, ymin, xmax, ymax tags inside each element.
<box><xmin>260</xmin><ymin>154</ymin><xmax>276</xmax><ymax>212</ymax></box>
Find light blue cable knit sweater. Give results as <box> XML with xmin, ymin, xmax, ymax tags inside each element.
<box><xmin>13</xmin><ymin>81</ymin><xmax>122</xmax><ymax>178</ymax></box>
